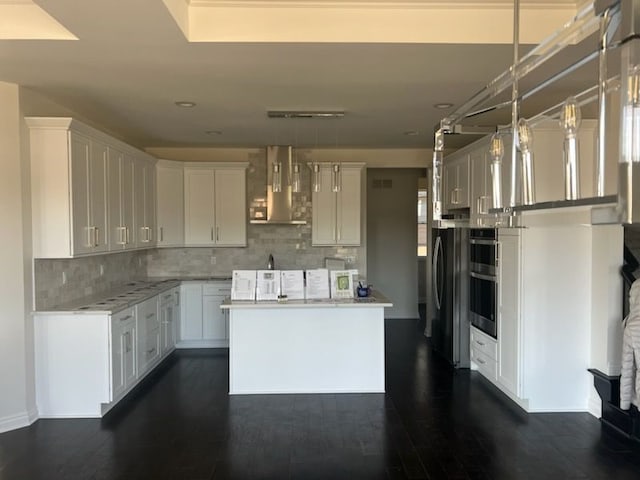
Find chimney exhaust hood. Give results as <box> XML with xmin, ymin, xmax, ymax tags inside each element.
<box><xmin>250</xmin><ymin>146</ymin><xmax>307</xmax><ymax>225</ymax></box>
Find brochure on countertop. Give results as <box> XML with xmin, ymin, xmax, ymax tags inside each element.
<box><xmin>256</xmin><ymin>270</ymin><xmax>281</xmax><ymax>301</ymax></box>
<box><xmin>231</xmin><ymin>270</ymin><xmax>257</xmax><ymax>301</ymax></box>
<box><xmin>305</xmin><ymin>269</ymin><xmax>330</xmax><ymax>299</ymax></box>
<box><xmin>280</xmin><ymin>270</ymin><xmax>305</xmax><ymax>300</ymax></box>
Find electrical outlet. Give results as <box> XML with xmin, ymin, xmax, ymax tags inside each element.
<box><xmin>99</xmin><ymin>264</ymin><xmax>105</xmax><ymax>276</ymax></box>
<box><xmin>210</xmin><ymin>256</ymin><xmax>217</xmax><ymax>265</ymax></box>
<box><xmin>62</xmin><ymin>271</ymin><xmax>67</xmax><ymax>285</ymax></box>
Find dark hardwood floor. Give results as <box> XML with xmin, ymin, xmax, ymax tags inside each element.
<box><xmin>1</xmin><ymin>318</ymin><xmax>640</xmax><ymax>479</ymax></box>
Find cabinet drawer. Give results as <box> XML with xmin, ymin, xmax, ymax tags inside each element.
<box><xmin>471</xmin><ymin>347</ymin><xmax>497</xmax><ymax>382</ymax></box>
<box><xmin>112</xmin><ymin>307</ymin><xmax>135</xmax><ymax>326</ymax></box>
<box><xmin>159</xmin><ymin>291</ymin><xmax>175</xmax><ymax>305</ymax></box>
<box><xmin>202</xmin><ymin>284</ymin><xmax>231</xmax><ymax>296</ymax></box>
<box><xmin>470</xmin><ymin>327</ymin><xmax>497</xmax><ymax>361</ymax></box>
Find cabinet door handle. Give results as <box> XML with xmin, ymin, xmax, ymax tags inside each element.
<box><xmin>146</xmin><ymin>312</ymin><xmax>156</xmax><ymax>319</ymax></box>
<box><xmin>146</xmin><ymin>347</ymin><xmax>156</xmax><ymax>355</ymax></box>
<box><xmin>160</xmin><ymin>227</ymin><xmax>164</xmax><ymax>242</ymax></box>
<box><xmin>211</xmin><ymin>227</ymin><xmax>214</xmax><ymax>241</ymax></box>
<box><xmin>120</xmin><ymin>314</ymin><xmax>133</xmax><ymax>322</ymax></box>
<box><xmin>476</xmin><ymin>340</ymin><xmax>485</xmax><ymax>346</ymax></box>
<box><xmin>125</xmin><ymin>332</ymin><xmax>131</xmax><ymax>353</ymax></box>
<box><xmin>476</xmin><ymin>357</ymin><xmax>486</xmax><ymax>365</ymax></box>
<box><xmin>216</xmin><ymin>226</ymin><xmax>220</xmax><ymax>242</ymax></box>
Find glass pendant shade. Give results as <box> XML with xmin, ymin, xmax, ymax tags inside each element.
<box><xmin>312</xmin><ymin>163</ymin><xmax>321</xmax><ymax>192</ymax></box>
<box><xmin>561</xmin><ymin>96</ymin><xmax>582</xmax><ymax>200</ymax></box>
<box><xmin>517</xmin><ymin>118</ymin><xmax>536</xmax><ymax>205</ymax></box>
<box><xmin>489</xmin><ymin>132</ymin><xmax>504</xmax><ymax>209</ymax></box>
<box><xmin>332</xmin><ymin>164</ymin><xmax>341</xmax><ymax>193</ymax></box>
<box><xmin>272</xmin><ymin>162</ymin><xmax>282</xmax><ymax>193</ymax></box>
<box><xmin>292</xmin><ymin>163</ymin><xmax>301</xmax><ymax>193</ymax></box>
<box><xmin>622</xmin><ymin>64</ymin><xmax>640</xmax><ymax>164</ymax></box>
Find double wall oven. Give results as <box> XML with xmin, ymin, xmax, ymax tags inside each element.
<box><xmin>469</xmin><ymin>229</ymin><xmax>498</xmax><ymax>338</ymax></box>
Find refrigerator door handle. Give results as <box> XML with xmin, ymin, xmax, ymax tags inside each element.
<box><xmin>433</xmin><ymin>235</ymin><xmax>442</xmax><ymax>310</ymax></box>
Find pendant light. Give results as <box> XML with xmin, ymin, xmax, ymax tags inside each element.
<box><xmin>292</xmin><ymin>163</ymin><xmax>301</xmax><ymax>193</ymax></box>
<box><xmin>517</xmin><ymin>118</ymin><xmax>536</xmax><ymax>205</ymax></box>
<box><xmin>292</xmin><ymin>124</ymin><xmax>301</xmax><ymax>193</ymax></box>
<box><xmin>312</xmin><ymin>163</ymin><xmax>321</xmax><ymax>192</ymax></box>
<box><xmin>272</xmin><ymin>161</ymin><xmax>282</xmax><ymax>193</ymax></box>
<box><xmin>489</xmin><ymin>132</ymin><xmax>504</xmax><ymax>210</ymax></box>
<box><xmin>560</xmin><ymin>96</ymin><xmax>582</xmax><ymax>200</ymax></box>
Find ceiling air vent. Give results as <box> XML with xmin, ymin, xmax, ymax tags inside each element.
<box><xmin>372</xmin><ymin>179</ymin><xmax>393</xmax><ymax>189</ymax></box>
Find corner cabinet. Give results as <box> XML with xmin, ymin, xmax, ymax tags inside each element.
<box><xmin>28</xmin><ymin>118</ymin><xmax>109</xmax><ymax>257</ymax></box>
<box><xmin>156</xmin><ymin>160</ymin><xmax>184</xmax><ymax>247</ymax></box>
<box><xmin>184</xmin><ymin>163</ymin><xmax>248</xmax><ymax>247</ymax></box>
<box><xmin>311</xmin><ymin>163</ymin><xmax>364</xmax><ymax>246</ymax></box>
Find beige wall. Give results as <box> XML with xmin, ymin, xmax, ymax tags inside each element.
<box><xmin>0</xmin><ymin>82</ymin><xmax>36</xmax><ymax>432</ymax></box>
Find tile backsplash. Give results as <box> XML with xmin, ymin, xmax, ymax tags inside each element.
<box><xmin>145</xmin><ymin>224</ymin><xmax>363</xmax><ymax>278</ymax></box>
<box><xmin>34</xmin><ymin>251</ymin><xmax>148</xmax><ymax>310</ymax></box>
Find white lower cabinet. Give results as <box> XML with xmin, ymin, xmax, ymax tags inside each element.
<box><xmin>160</xmin><ymin>287</ymin><xmax>180</xmax><ymax>355</ymax></box>
<box><xmin>472</xmin><ymin>224</ymin><xmax>619</xmax><ymax>413</ymax></box>
<box><xmin>34</xmin><ymin>287</ymin><xmax>179</xmax><ymax>418</ymax></box>
<box><xmin>470</xmin><ymin>326</ymin><xmax>497</xmax><ymax>383</ymax></box>
<box><xmin>179</xmin><ymin>281</ymin><xmax>231</xmax><ymax>348</ymax></box>
<box><xmin>111</xmin><ymin>308</ymin><xmax>137</xmax><ymax>401</ymax></box>
<box><xmin>136</xmin><ymin>296</ymin><xmax>160</xmax><ymax>375</ymax></box>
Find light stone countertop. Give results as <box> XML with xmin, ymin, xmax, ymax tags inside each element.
<box><xmin>34</xmin><ymin>276</ymin><xmax>233</xmax><ymax>315</ymax></box>
<box><xmin>221</xmin><ymin>290</ymin><xmax>392</xmax><ymax>309</ymax></box>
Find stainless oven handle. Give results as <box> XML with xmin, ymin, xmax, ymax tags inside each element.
<box><xmin>470</xmin><ymin>239</ymin><xmax>498</xmax><ymax>246</ymax></box>
<box><xmin>433</xmin><ymin>235</ymin><xmax>442</xmax><ymax>310</ymax></box>
<box><xmin>470</xmin><ymin>271</ymin><xmax>497</xmax><ymax>282</ymax></box>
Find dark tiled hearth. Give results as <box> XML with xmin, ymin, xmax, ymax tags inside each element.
<box><xmin>1</xmin><ymin>319</ymin><xmax>639</xmax><ymax>479</ymax></box>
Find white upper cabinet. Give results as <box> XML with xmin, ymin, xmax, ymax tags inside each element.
<box><xmin>28</xmin><ymin>118</ymin><xmax>110</xmax><ymax>258</ymax></box>
<box><xmin>107</xmin><ymin>147</ymin><xmax>135</xmax><ymax>250</ymax></box>
<box><xmin>312</xmin><ymin>163</ymin><xmax>363</xmax><ymax>246</ymax></box>
<box><xmin>184</xmin><ymin>163</ymin><xmax>247</xmax><ymax>247</ymax></box>
<box><xmin>156</xmin><ymin>160</ymin><xmax>184</xmax><ymax>247</ymax></box>
<box><xmin>134</xmin><ymin>157</ymin><xmax>157</xmax><ymax>248</ymax></box>
<box><xmin>27</xmin><ymin>117</ymin><xmax>162</xmax><ymax>257</ymax></box>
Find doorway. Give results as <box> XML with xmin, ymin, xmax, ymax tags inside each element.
<box><xmin>366</xmin><ymin>168</ymin><xmax>420</xmax><ymax>319</ymax></box>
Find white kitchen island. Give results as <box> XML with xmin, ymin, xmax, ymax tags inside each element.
<box><xmin>221</xmin><ymin>293</ymin><xmax>392</xmax><ymax>395</ymax></box>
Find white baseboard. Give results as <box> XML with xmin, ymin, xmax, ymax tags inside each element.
<box><xmin>176</xmin><ymin>339</ymin><xmax>229</xmax><ymax>348</ymax></box>
<box><xmin>0</xmin><ymin>409</ymin><xmax>38</xmax><ymax>434</ymax></box>
<box><xmin>588</xmin><ymin>390</ymin><xmax>602</xmax><ymax>419</ymax></box>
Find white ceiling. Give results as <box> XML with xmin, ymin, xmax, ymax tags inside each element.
<box><xmin>0</xmin><ymin>0</ymin><xmax>593</xmax><ymax>150</ymax></box>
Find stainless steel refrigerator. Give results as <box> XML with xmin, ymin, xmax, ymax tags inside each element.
<box><xmin>431</xmin><ymin>227</ymin><xmax>470</xmax><ymax>368</ymax></box>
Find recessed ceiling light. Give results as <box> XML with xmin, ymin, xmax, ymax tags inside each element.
<box><xmin>434</xmin><ymin>102</ymin><xmax>454</xmax><ymax>109</ymax></box>
<box><xmin>403</xmin><ymin>130</ymin><xmax>419</xmax><ymax>136</ymax></box>
<box><xmin>175</xmin><ymin>101</ymin><xmax>196</xmax><ymax>108</ymax></box>
<box><xmin>206</xmin><ymin>130</ymin><xmax>222</xmax><ymax>136</ymax></box>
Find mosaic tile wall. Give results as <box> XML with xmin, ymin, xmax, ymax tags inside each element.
<box><xmin>34</xmin><ymin>149</ymin><xmax>366</xmax><ymax>308</ymax></box>
<box><xmin>33</xmin><ymin>251</ymin><xmax>148</xmax><ymax>310</ymax></box>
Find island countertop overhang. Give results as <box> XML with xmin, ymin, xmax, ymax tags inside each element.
<box><xmin>220</xmin><ymin>290</ymin><xmax>392</xmax><ymax>309</ymax></box>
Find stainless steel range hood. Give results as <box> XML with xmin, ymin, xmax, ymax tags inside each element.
<box><xmin>250</xmin><ymin>145</ymin><xmax>306</xmax><ymax>225</ymax></box>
